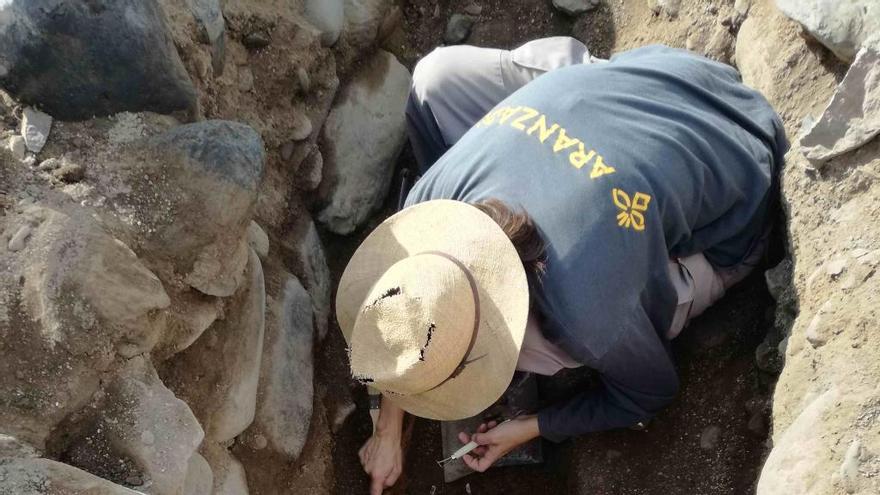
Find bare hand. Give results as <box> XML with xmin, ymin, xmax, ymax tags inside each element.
<box><xmin>457</xmin><ymin>416</ymin><xmax>540</xmax><ymax>472</ymax></box>
<box><xmin>359</xmin><ymin>428</ymin><xmax>403</xmax><ymax>495</ymax></box>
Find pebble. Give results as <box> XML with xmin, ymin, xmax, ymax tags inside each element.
<box><xmin>242</xmin><ymin>30</ymin><xmax>271</xmax><ymax>49</ymax></box>
<box><xmin>296</xmin><ymin>67</ymin><xmax>311</xmax><ymax>94</ymax></box>
<box><xmin>464</xmin><ymin>3</ymin><xmax>483</xmax><ymax>16</ymax></box>
<box><xmin>839</xmin><ymin>439</ymin><xmax>861</xmax><ymax>493</ymax></box>
<box><xmin>826</xmin><ymin>258</ymin><xmax>847</xmax><ymax>277</ymax></box>
<box><xmin>37</xmin><ymin>157</ymin><xmax>61</xmax><ymax>171</ymax></box>
<box><xmin>280</xmin><ymin>141</ymin><xmax>296</xmax><ymax>161</ymax></box>
<box><xmin>21</xmin><ymin>106</ymin><xmax>53</xmax><ymax>153</ymax></box>
<box><xmin>247</xmin><ymin>220</ymin><xmax>269</xmax><ymax>260</ymax></box>
<box><xmin>238</xmin><ymin>66</ymin><xmax>255</xmax><ymax>92</ymax></box>
<box><xmin>8</xmin><ymin>135</ymin><xmax>26</xmax><ymax>160</ymax></box>
<box><xmin>553</xmin><ymin>0</ymin><xmax>600</xmax><ymax>15</ymax></box>
<box><xmin>805</xmin><ymin>300</ymin><xmax>835</xmax><ymax>348</ymax></box>
<box><xmin>291</xmin><ymin>113</ymin><xmax>313</xmax><ymax>141</ymax></box>
<box><xmin>444</xmin><ymin>14</ymin><xmax>475</xmax><ymax>44</ymax></box>
<box><xmin>7</xmin><ymin>225</ymin><xmax>32</xmax><ymax>252</ymax></box>
<box><xmin>747</xmin><ymin>410</ymin><xmax>767</xmax><ymax>437</ymax></box>
<box><xmin>699</xmin><ymin>425</ymin><xmax>722</xmax><ymax>451</ymax></box>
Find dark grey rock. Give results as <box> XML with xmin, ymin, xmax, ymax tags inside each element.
<box><xmin>243</xmin><ymin>30</ymin><xmax>272</xmax><ymax>50</ymax></box>
<box><xmin>444</xmin><ymin>14</ymin><xmax>475</xmax><ymax>44</ymax></box>
<box><xmin>552</xmin><ymin>0</ymin><xmax>600</xmax><ymax>16</ymax></box>
<box><xmin>51</xmin><ymin>162</ymin><xmax>85</xmax><ymax>183</ymax></box>
<box><xmin>188</xmin><ymin>0</ymin><xmax>226</xmax><ymax>74</ymax></box>
<box><xmin>775</xmin><ymin>0</ymin><xmax>879</xmax><ymax>62</ymax></box>
<box><xmin>0</xmin><ymin>0</ymin><xmax>197</xmax><ymax>121</ymax></box>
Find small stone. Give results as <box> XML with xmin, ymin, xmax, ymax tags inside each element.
<box><xmin>238</xmin><ymin>66</ymin><xmax>255</xmax><ymax>92</ymax></box>
<box><xmin>805</xmin><ymin>300</ymin><xmax>835</xmax><ymax>348</ymax></box>
<box><xmin>330</xmin><ymin>396</ymin><xmax>356</xmax><ymax>434</ymax></box>
<box><xmin>464</xmin><ymin>3</ymin><xmax>483</xmax><ymax>16</ymax></box>
<box><xmin>291</xmin><ymin>113</ymin><xmax>313</xmax><ymax>141</ymax></box>
<box><xmin>747</xmin><ymin>410</ymin><xmax>767</xmax><ymax>437</ymax></box>
<box><xmin>304</xmin><ymin>0</ymin><xmax>344</xmax><ymax>46</ymax></box>
<box><xmin>21</xmin><ymin>107</ymin><xmax>52</xmax><ymax>153</ymax></box>
<box><xmin>52</xmin><ymin>162</ymin><xmax>86</xmax><ymax>183</ymax></box>
<box><xmin>7</xmin><ymin>225</ymin><xmax>32</xmax><ymax>252</ymax></box>
<box><xmin>21</xmin><ymin>155</ymin><xmax>35</xmax><ymax>167</ymax></box>
<box><xmin>733</xmin><ymin>0</ymin><xmax>751</xmax><ymax>15</ymax></box>
<box><xmin>125</xmin><ymin>473</ymin><xmax>145</xmax><ymax>486</ymax></box>
<box><xmin>552</xmin><ymin>0</ymin><xmax>600</xmax><ymax>15</ymax></box>
<box><xmin>280</xmin><ymin>141</ymin><xmax>296</xmax><ymax>162</ymax></box>
<box><xmin>243</xmin><ymin>30</ymin><xmax>271</xmax><ymax>49</ymax></box>
<box><xmin>826</xmin><ymin>258</ymin><xmax>847</xmax><ymax>277</ymax></box>
<box><xmin>699</xmin><ymin>425</ymin><xmax>721</xmax><ymax>451</ymax></box>
<box><xmin>252</xmin><ymin>434</ymin><xmax>268</xmax><ymax>450</ymax></box>
<box><xmin>851</xmin><ymin>247</ymin><xmax>869</xmax><ymax>258</ymax></box>
<box><xmin>247</xmin><ymin>220</ymin><xmax>269</xmax><ymax>260</ymax></box>
<box><xmin>299</xmin><ymin>148</ymin><xmax>323</xmax><ymax>191</ymax></box>
<box><xmin>296</xmin><ymin>67</ymin><xmax>311</xmax><ymax>94</ymax></box>
<box><xmin>858</xmin><ymin>249</ymin><xmax>880</xmax><ymax>267</ymax></box>
<box><xmin>444</xmin><ymin>14</ymin><xmax>475</xmax><ymax>44</ymax></box>
<box><xmin>648</xmin><ymin>0</ymin><xmax>681</xmax><ymax>17</ymax></box>
<box><xmin>37</xmin><ymin>157</ymin><xmax>61</xmax><ymax>171</ymax></box>
<box><xmin>755</xmin><ymin>338</ymin><xmax>782</xmax><ymax>373</ymax></box>
<box><xmin>839</xmin><ymin>439</ymin><xmax>861</xmax><ymax>493</ymax></box>
<box><xmin>7</xmin><ymin>135</ymin><xmax>25</xmax><ymax>160</ymax></box>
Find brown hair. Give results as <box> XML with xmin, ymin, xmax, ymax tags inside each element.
<box><xmin>471</xmin><ymin>198</ymin><xmax>547</xmax><ymax>276</ymax></box>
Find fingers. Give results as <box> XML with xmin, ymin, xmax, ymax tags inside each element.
<box><xmin>458</xmin><ymin>431</ymin><xmax>470</xmax><ymax>444</ymax></box>
<box><xmin>370</xmin><ymin>475</ymin><xmax>385</xmax><ymax>495</ymax></box>
<box><xmin>462</xmin><ymin>452</ymin><xmax>494</xmax><ymax>473</ymax></box>
<box><xmin>385</xmin><ymin>466</ymin><xmax>402</xmax><ymax>487</ymax></box>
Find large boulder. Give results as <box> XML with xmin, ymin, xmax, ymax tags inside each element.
<box><xmin>317</xmin><ymin>50</ymin><xmax>410</xmax><ymax>235</ymax></box>
<box><xmin>799</xmin><ymin>46</ymin><xmax>880</xmax><ymax>165</ymax></box>
<box><xmin>343</xmin><ymin>0</ymin><xmax>392</xmax><ymax>49</ymax></box>
<box><xmin>163</xmin><ymin>249</ymin><xmax>266</xmax><ymax>443</ymax></box>
<box><xmin>775</xmin><ymin>0</ymin><xmax>880</xmax><ymax>62</ymax></box>
<box><xmin>0</xmin><ymin>458</ymin><xmax>142</xmax><ymax>495</ymax></box>
<box><xmin>243</xmin><ymin>273</ymin><xmax>314</xmax><ymax>460</ymax></box>
<box><xmin>98</xmin><ymin>357</ymin><xmax>204</xmax><ymax>495</ymax></box>
<box><xmin>135</xmin><ymin>120</ymin><xmax>266</xmax><ymax>297</ymax></box>
<box><xmin>183</xmin><ymin>453</ymin><xmax>213</xmax><ymax>495</ymax></box>
<box><xmin>0</xmin><ymin>205</ymin><xmax>169</xmax><ymax>449</ymax></box>
<box><xmin>0</xmin><ymin>0</ymin><xmax>197</xmax><ymax>121</ymax></box>
<box><xmin>201</xmin><ymin>444</ymin><xmax>249</xmax><ymax>495</ymax></box>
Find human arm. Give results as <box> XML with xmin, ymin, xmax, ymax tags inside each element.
<box><xmin>359</xmin><ymin>395</ymin><xmax>406</xmax><ymax>495</ymax></box>
<box><xmin>458</xmin><ymin>416</ymin><xmax>541</xmax><ymax>472</ymax></box>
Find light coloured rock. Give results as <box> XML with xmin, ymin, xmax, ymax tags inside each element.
<box><xmin>804</xmin><ymin>300</ymin><xmax>835</xmax><ymax>348</ymax></box>
<box><xmin>775</xmin><ymin>0</ymin><xmax>880</xmax><ymax>62</ymax></box>
<box><xmin>247</xmin><ymin>220</ymin><xmax>270</xmax><ymax>260</ymax></box>
<box><xmin>184</xmin><ymin>453</ymin><xmax>214</xmax><ymax>495</ymax></box>
<box><xmin>444</xmin><ymin>14</ymin><xmax>475</xmax><ymax>44</ymax></box>
<box><xmin>185</xmin><ymin>235</ymin><xmax>250</xmax><ymax>297</ymax></box>
<box><xmin>552</xmin><ymin>0</ymin><xmax>599</xmax><ymax>16</ymax></box>
<box><xmin>757</xmin><ymin>389</ymin><xmax>840</xmax><ymax>494</ymax></box>
<box><xmin>1</xmin><ymin>206</ymin><xmax>169</xmax><ymax>448</ymax></box>
<box><xmin>344</xmin><ymin>0</ymin><xmax>389</xmax><ymax>49</ymax></box>
<box><xmin>304</xmin><ymin>0</ymin><xmax>344</xmax><ymax>46</ymax></box>
<box><xmin>282</xmin><ymin>217</ymin><xmax>331</xmax><ymax>341</ymax></box>
<box><xmin>826</xmin><ymin>258</ymin><xmax>847</xmax><ymax>277</ymax></box>
<box><xmin>154</xmin><ymin>290</ymin><xmax>222</xmax><ymax>359</ymax></box>
<box><xmin>202</xmin><ymin>444</ymin><xmax>249</xmax><ymax>495</ymax></box>
<box><xmin>7</xmin><ymin>225</ymin><xmax>32</xmax><ymax>252</ymax></box>
<box><xmin>838</xmin><ymin>439</ymin><xmax>861</xmax><ymax>493</ymax></box>
<box><xmin>8</xmin><ymin>135</ymin><xmax>26</xmax><ymax>160</ymax></box>
<box><xmin>0</xmin><ymin>434</ymin><xmax>39</xmax><ymax>459</ymax></box>
<box><xmin>246</xmin><ymin>274</ymin><xmax>314</xmax><ymax>460</ymax></box>
<box><xmin>799</xmin><ymin>47</ymin><xmax>880</xmax><ymax>165</ymax></box>
<box><xmin>291</xmin><ymin>112</ymin><xmax>313</xmax><ymax>141</ymax></box>
<box><xmin>648</xmin><ymin>0</ymin><xmax>681</xmax><ymax>16</ymax></box>
<box><xmin>100</xmin><ymin>357</ymin><xmax>205</xmax><ymax>495</ymax></box>
<box><xmin>0</xmin><ymin>458</ymin><xmax>143</xmax><ymax>494</ymax></box>
<box><xmin>318</xmin><ymin>50</ymin><xmax>410</xmax><ymax>234</ymax></box>
<box><xmin>20</xmin><ymin>107</ymin><xmax>52</xmax><ymax>154</ymax></box>
<box><xmin>299</xmin><ymin>148</ymin><xmax>324</xmax><ymax>191</ymax></box>
<box><xmin>165</xmin><ymin>249</ymin><xmax>266</xmax><ymax>442</ymax></box>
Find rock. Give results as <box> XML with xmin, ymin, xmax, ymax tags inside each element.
<box><xmin>704</xmin><ymin>25</ymin><xmax>735</xmax><ymax>63</ymax></box>
<box><xmin>648</xmin><ymin>0</ymin><xmax>681</xmax><ymax>16</ymax></box>
<box><xmin>291</xmin><ymin>113</ymin><xmax>313</xmax><ymax>141</ymax></box>
<box><xmin>805</xmin><ymin>299</ymin><xmax>836</xmax><ymax>348</ymax></box>
<box><xmin>699</xmin><ymin>425</ymin><xmax>722</xmax><ymax>451</ymax></box>
<box><xmin>7</xmin><ymin>225</ymin><xmax>31</xmax><ymax>252</ymax></box>
<box><xmin>318</xmin><ymin>50</ymin><xmax>410</xmax><ymax>234</ymax></box>
<box><xmin>20</xmin><ymin>107</ymin><xmax>52</xmax><ymax>154</ymax></box>
<box><xmin>51</xmin><ymin>162</ymin><xmax>85</xmax><ymax>183</ymax></box>
<box><xmin>747</xmin><ymin>410</ymin><xmax>768</xmax><ymax>437</ymax></box>
<box><xmin>734</xmin><ymin>0</ymin><xmax>751</xmax><ymax>16</ymax></box>
<box><xmin>0</xmin><ymin>458</ymin><xmax>143</xmax><ymax>494</ymax></box>
<box><xmin>799</xmin><ymin>46</ymin><xmax>880</xmax><ymax>165</ymax></box>
<box><xmin>99</xmin><ymin>357</ymin><xmax>204</xmax><ymax>495</ymax></box>
<box><xmin>238</xmin><ymin>66</ymin><xmax>255</xmax><ymax>92</ymax></box>
<box><xmin>765</xmin><ymin>259</ymin><xmax>791</xmax><ymax>301</ymax></box>
<box><xmin>184</xmin><ymin>453</ymin><xmax>214</xmax><ymax>495</ymax></box>
<box><xmin>344</xmin><ymin>0</ymin><xmax>389</xmax><ymax>49</ymax></box>
<box><xmin>755</xmin><ymin>337</ymin><xmax>782</xmax><ymax>373</ymax></box>
<box><xmin>444</xmin><ymin>14</ymin><xmax>475</xmax><ymax>44</ymax></box>
<box><xmin>464</xmin><ymin>3</ymin><xmax>484</xmax><ymax>16</ymax></box>
<box><xmin>165</xmin><ymin>249</ymin><xmax>266</xmax><ymax>442</ymax></box>
<box><xmin>329</xmin><ymin>394</ymin><xmax>357</xmax><ymax>434</ymax></box>
<box><xmin>247</xmin><ymin>221</ymin><xmax>270</xmax><ymax>260</ymax></box>
<box><xmin>552</xmin><ymin>0</ymin><xmax>600</xmax><ymax>16</ymax></box>
<box><xmin>245</xmin><ymin>274</ymin><xmax>314</xmax><ymax>460</ymax></box>
<box><xmin>153</xmin><ymin>290</ymin><xmax>222</xmax><ymax>359</ymax></box>
<box><xmin>0</xmin><ymin>0</ymin><xmax>197</xmax><ymax>120</ymax></box>
<box><xmin>1</xmin><ymin>206</ymin><xmax>170</xmax><ymax>448</ymax></box>
<box><xmin>757</xmin><ymin>389</ymin><xmax>841</xmax><ymax>494</ymax></box>
<box><xmin>141</xmin><ymin>120</ymin><xmax>266</xmax><ymax>297</ymax></box>
<box><xmin>298</xmin><ymin>148</ymin><xmax>324</xmax><ymax>191</ymax></box>
<box><xmin>281</xmin><ymin>218</ymin><xmax>331</xmax><ymax>341</ymax></box>
<box><xmin>774</xmin><ymin>0</ymin><xmax>879</xmax><ymax>62</ymax></box>
<box><xmin>202</xmin><ymin>444</ymin><xmax>249</xmax><ymax>495</ymax></box>
<box><xmin>7</xmin><ymin>135</ymin><xmax>25</xmax><ymax>160</ymax></box>
<box><xmin>838</xmin><ymin>439</ymin><xmax>862</xmax><ymax>493</ymax></box>
<box><xmin>36</xmin><ymin>158</ymin><xmax>60</xmax><ymax>171</ymax></box>
<box><xmin>296</xmin><ymin>67</ymin><xmax>311</xmax><ymax>94</ymax></box>
<box><xmin>243</xmin><ymin>30</ymin><xmax>271</xmax><ymax>50</ymax></box>
<box><xmin>305</xmin><ymin>0</ymin><xmax>345</xmax><ymax>46</ymax></box>
<box><xmin>0</xmin><ymin>434</ymin><xmax>39</xmax><ymax>459</ymax></box>
<box><xmin>188</xmin><ymin>0</ymin><xmax>226</xmax><ymax>74</ymax></box>
<box><xmin>826</xmin><ymin>258</ymin><xmax>847</xmax><ymax>277</ymax></box>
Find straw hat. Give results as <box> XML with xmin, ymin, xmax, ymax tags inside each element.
<box><xmin>336</xmin><ymin>199</ymin><xmax>529</xmax><ymax>420</ymax></box>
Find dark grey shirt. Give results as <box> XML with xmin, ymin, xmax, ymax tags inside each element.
<box><xmin>405</xmin><ymin>46</ymin><xmax>787</xmax><ymax>441</ymax></box>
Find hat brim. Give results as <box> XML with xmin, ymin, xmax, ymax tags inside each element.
<box><xmin>337</xmin><ymin>199</ymin><xmax>529</xmax><ymax>420</ymax></box>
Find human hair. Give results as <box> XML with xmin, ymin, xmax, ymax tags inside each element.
<box><xmin>471</xmin><ymin>198</ymin><xmax>547</xmax><ymax>276</ymax></box>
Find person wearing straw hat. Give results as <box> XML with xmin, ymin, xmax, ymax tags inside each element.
<box><xmin>337</xmin><ymin>38</ymin><xmax>787</xmax><ymax>494</ymax></box>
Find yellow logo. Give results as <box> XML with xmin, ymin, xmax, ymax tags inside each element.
<box><xmin>612</xmin><ymin>188</ymin><xmax>651</xmax><ymax>231</ymax></box>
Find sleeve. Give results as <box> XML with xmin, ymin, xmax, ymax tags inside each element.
<box><xmin>536</xmin><ymin>307</ymin><xmax>680</xmax><ymax>442</ymax></box>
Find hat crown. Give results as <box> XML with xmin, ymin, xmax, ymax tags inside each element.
<box><xmin>349</xmin><ymin>253</ymin><xmax>477</xmax><ymax>395</ymax></box>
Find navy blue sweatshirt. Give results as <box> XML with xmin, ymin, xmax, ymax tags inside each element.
<box><xmin>405</xmin><ymin>46</ymin><xmax>787</xmax><ymax>441</ymax></box>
